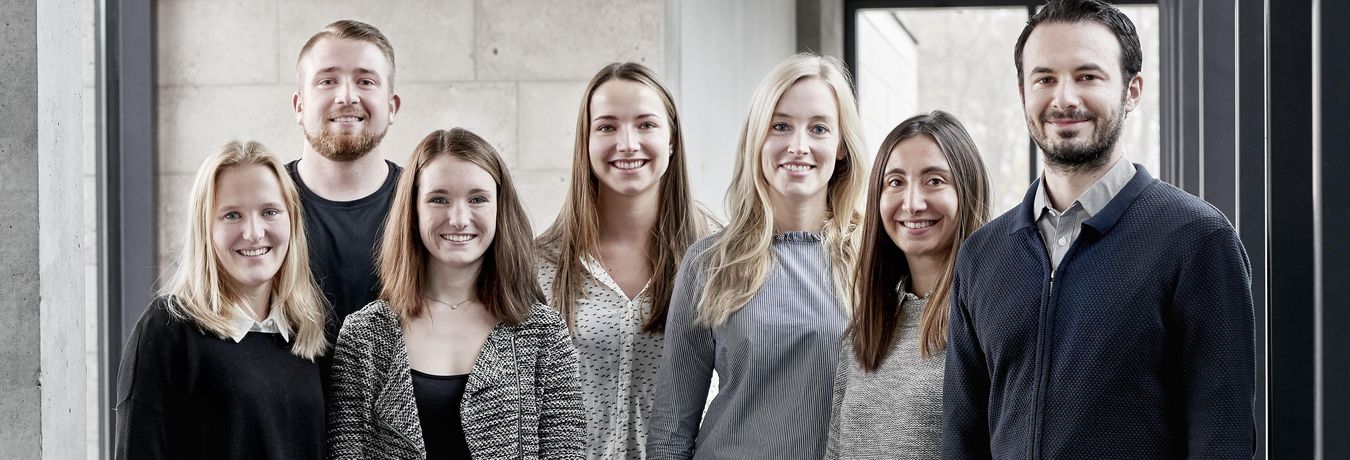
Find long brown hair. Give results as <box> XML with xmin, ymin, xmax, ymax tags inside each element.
<box><xmin>536</xmin><ymin>62</ymin><xmax>710</xmax><ymax>333</ymax></box>
<box><xmin>164</xmin><ymin>141</ymin><xmax>328</xmax><ymax>360</ymax></box>
<box><xmin>848</xmin><ymin>110</ymin><xmax>990</xmax><ymax>370</ymax></box>
<box><xmin>379</xmin><ymin>128</ymin><xmax>541</xmax><ymax>324</ymax></box>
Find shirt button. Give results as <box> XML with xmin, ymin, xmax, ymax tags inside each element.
<box><xmin>1057</xmin><ymin>237</ymin><xmax>1068</xmax><ymax>246</ymax></box>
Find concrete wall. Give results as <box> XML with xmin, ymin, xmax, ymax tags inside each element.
<box><xmin>155</xmin><ymin>0</ymin><xmax>668</xmax><ymax>269</ymax></box>
<box><xmin>0</xmin><ymin>0</ymin><xmax>87</xmax><ymax>457</ymax></box>
<box><xmin>666</xmin><ymin>0</ymin><xmax>797</xmax><ymax>219</ymax></box>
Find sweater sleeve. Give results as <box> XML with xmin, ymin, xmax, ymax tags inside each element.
<box><xmin>113</xmin><ymin>299</ymin><xmax>181</xmax><ymax>460</ymax></box>
<box><xmin>941</xmin><ymin>269</ymin><xmax>993</xmax><ymax>460</ymax></box>
<box><xmin>647</xmin><ymin>246</ymin><xmax>716</xmax><ymax>460</ymax></box>
<box><xmin>1173</xmin><ymin>226</ymin><xmax>1255</xmax><ymax>457</ymax></box>
<box><xmin>326</xmin><ymin>312</ymin><xmax>376</xmax><ymax>459</ymax></box>
<box><xmin>535</xmin><ymin>309</ymin><xmax>585</xmax><ymax>459</ymax></box>
<box><xmin>823</xmin><ymin>344</ymin><xmax>851</xmax><ymax>460</ymax></box>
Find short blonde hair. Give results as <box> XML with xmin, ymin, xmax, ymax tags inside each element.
<box><xmin>163</xmin><ymin>141</ymin><xmax>328</xmax><ymax>360</ymax></box>
<box><xmin>296</xmin><ymin>19</ymin><xmax>396</xmax><ymax>89</ymax></box>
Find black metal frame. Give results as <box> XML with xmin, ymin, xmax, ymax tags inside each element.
<box><xmin>98</xmin><ymin>0</ymin><xmax>157</xmax><ymax>457</ymax></box>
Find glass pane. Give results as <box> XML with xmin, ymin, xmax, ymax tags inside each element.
<box><xmin>856</xmin><ymin>5</ymin><xmax>1162</xmax><ymax>216</ymax></box>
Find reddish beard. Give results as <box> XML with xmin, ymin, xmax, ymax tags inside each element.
<box><xmin>305</xmin><ymin>127</ymin><xmax>386</xmax><ymax>162</ymax></box>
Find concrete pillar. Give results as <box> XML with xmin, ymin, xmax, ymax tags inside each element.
<box><xmin>0</xmin><ymin>0</ymin><xmax>86</xmax><ymax>457</ymax></box>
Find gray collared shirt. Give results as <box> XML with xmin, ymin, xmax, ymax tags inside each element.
<box><xmin>1034</xmin><ymin>158</ymin><xmax>1136</xmax><ymax>271</ymax></box>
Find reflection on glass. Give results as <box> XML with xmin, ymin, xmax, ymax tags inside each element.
<box><xmin>856</xmin><ymin>6</ymin><xmax>1160</xmax><ymax>216</ymax></box>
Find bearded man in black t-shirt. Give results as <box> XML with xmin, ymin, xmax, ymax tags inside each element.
<box><xmin>287</xmin><ymin>20</ymin><xmax>403</xmax><ymax>358</ymax></box>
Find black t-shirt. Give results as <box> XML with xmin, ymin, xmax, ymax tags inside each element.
<box><xmin>285</xmin><ymin>160</ymin><xmax>401</xmax><ymax>346</ymax></box>
<box><xmin>410</xmin><ymin>369</ymin><xmax>473</xmax><ymax>459</ymax></box>
<box><xmin>114</xmin><ymin>296</ymin><xmax>325</xmax><ymax>460</ymax></box>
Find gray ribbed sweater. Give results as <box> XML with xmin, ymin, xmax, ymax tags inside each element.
<box><xmin>825</xmin><ymin>293</ymin><xmax>944</xmax><ymax>459</ymax></box>
<box><xmin>647</xmin><ymin>231</ymin><xmax>847</xmax><ymax>460</ymax></box>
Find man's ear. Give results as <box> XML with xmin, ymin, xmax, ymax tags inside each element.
<box><xmin>388</xmin><ymin>93</ymin><xmax>402</xmax><ymax>124</ymax></box>
<box><xmin>1124</xmin><ymin>74</ymin><xmax>1143</xmax><ymax>112</ymax></box>
<box><xmin>293</xmin><ymin>90</ymin><xmax>304</xmax><ymax>125</ymax></box>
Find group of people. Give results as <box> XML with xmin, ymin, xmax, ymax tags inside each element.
<box><xmin>113</xmin><ymin>0</ymin><xmax>1255</xmax><ymax>459</ymax></box>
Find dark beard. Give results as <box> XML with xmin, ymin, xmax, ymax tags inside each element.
<box><xmin>305</xmin><ymin>127</ymin><xmax>385</xmax><ymax>162</ymax></box>
<box><xmin>1031</xmin><ymin>99</ymin><xmax>1127</xmax><ymax>174</ymax></box>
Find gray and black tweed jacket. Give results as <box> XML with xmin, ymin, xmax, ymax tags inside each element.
<box><xmin>326</xmin><ymin>300</ymin><xmax>585</xmax><ymax>459</ymax></box>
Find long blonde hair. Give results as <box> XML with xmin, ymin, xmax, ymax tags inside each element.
<box><xmin>537</xmin><ymin>62</ymin><xmax>711</xmax><ymax>333</ymax></box>
<box><xmin>163</xmin><ymin>141</ymin><xmax>328</xmax><ymax>360</ymax></box>
<box><xmin>696</xmin><ymin>53</ymin><xmax>866</xmax><ymax>327</ymax></box>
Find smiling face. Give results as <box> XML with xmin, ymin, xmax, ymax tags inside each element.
<box><xmin>587</xmin><ymin>79</ymin><xmax>673</xmax><ymax>198</ymax></box>
<box><xmin>878</xmin><ymin>134</ymin><xmax>959</xmax><ymax>262</ymax></box>
<box><xmin>1020</xmin><ymin>21</ymin><xmax>1141</xmax><ymax>172</ymax></box>
<box><xmin>294</xmin><ymin>37</ymin><xmax>400</xmax><ymax>161</ymax></box>
<box><xmin>211</xmin><ymin>164</ymin><xmax>291</xmax><ymax>294</ymax></box>
<box><xmin>759</xmin><ymin>77</ymin><xmax>843</xmax><ymax>209</ymax></box>
<box><xmin>416</xmin><ymin>155</ymin><xmax>498</xmax><ymax>272</ymax></box>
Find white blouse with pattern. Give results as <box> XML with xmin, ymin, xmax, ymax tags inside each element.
<box><xmin>537</xmin><ymin>242</ymin><xmax>664</xmax><ymax>460</ymax></box>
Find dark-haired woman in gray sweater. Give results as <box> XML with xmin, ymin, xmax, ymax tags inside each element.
<box><xmin>825</xmin><ymin>111</ymin><xmax>990</xmax><ymax>459</ymax></box>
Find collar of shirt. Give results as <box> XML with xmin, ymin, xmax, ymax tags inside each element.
<box><xmin>227</xmin><ymin>296</ymin><xmax>291</xmax><ymax>343</ymax></box>
<box><xmin>1034</xmin><ymin>157</ymin><xmax>1137</xmax><ymax>221</ymax></box>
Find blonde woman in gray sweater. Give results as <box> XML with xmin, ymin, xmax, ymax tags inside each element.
<box><xmin>825</xmin><ymin>111</ymin><xmax>990</xmax><ymax>459</ymax></box>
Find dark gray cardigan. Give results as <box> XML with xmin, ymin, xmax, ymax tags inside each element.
<box><xmin>326</xmin><ymin>300</ymin><xmax>585</xmax><ymax>459</ymax></box>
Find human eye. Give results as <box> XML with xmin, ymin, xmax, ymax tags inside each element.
<box><xmin>810</xmin><ymin>124</ymin><xmax>832</xmax><ymax>135</ymax></box>
<box><xmin>1033</xmin><ymin>76</ymin><xmax>1054</xmax><ymax>86</ymax></box>
<box><xmin>886</xmin><ymin>177</ymin><xmax>903</xmax><ymax>188</ymax></box>
<box><xmin>222</xmin><ymin>211</ymin><xmax>241</xmax><ymax>221</ymax></box>
<box><xmin>639</xmin><ymin>121</ymin><xmax>658</xmax><ymax>129</ymax></box>
<box><xmin>428</xmin><ymin>196</ymin><xmax>448</xmax><ymax>205</ymax></box>
<box><xmin>316</xmin><ymin>78</ymin><xmax>336</xmax><ymax>86</ymax></box>
<box><xmin>262</xmin><ymin>208</ymin><xmax>283</xmax><ymax>218</ymax></box>
<box><xmin>595</xmin><ymin>124</ymin><xmax>615</xmax><ymax>133</ymax></box>
<box><xmin>771</xmin><ymin>122</ymin><xmax>790</xmax><ymax>132</ymax></box>
<box><xmin>469</xmin><ymin>195</ymin><xmax>491</xmax><ymax>205</ymax></box>
<box><xmin>358</xmin><ymin>78</ymin><xmax>377</xmax><ymax>86</ymax></box>
<box><xmin>926</xmin><ymin>176</ymin><xmax>948</xmax><ymax>187</ymax></box>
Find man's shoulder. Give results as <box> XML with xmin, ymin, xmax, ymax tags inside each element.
<box><xmin>1129</xmin><ymin>180</ymin><xmax>1233</xmax><ymax>235</ymax></box>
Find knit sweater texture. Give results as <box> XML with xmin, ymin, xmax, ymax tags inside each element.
<box><xmin>826</xmin><ymin>293</ymin><xmax>944</xmax><ymax>459</ymax></box>
<box><xmin>326</xmin><ymin>300</ymin><xmax>585</xmax><ymax>459</ymax></box>
<box><xmin>114</xmin><ymin>296</ymin><xmax>325</xmax><ymax>460</ymax></box>
<box><xmin>942</xmin><ymin>165</ymin><xmax>1255</xmax><ymax>459</ymax></box>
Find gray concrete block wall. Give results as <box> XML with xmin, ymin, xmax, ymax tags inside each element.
<box><xmin>156</xmin><ymin>0</ymin><xmax>665</xmax><ymax>268</ymax></box>
<box><xmin>0</xmin><ymin>0</ymin><xmax>86</xmax><ymax>457</ymax></box>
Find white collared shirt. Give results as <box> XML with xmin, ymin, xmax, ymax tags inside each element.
<box><xmin>227</xmin><ymin>296</ymin><xmax>291</xmax><ymax>343</ymax></box>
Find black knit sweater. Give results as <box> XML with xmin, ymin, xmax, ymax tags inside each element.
<box><xmin>942</xmin><ymin>166</ymin><xmax>1255</xmax><ymax>458</ymax></box>
<box><xmin>114</xmin><ymin>296</ymin><xmax>325</xmax><ymax>460</ymax></box>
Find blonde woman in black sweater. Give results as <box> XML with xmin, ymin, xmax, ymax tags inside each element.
<box><xmin>114</xmin><ymin>141</ymin><xmax>329</xmax><ymax>460</ymax></box>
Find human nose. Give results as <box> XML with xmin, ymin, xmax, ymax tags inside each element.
<box><xmin>617</xmin><ymin>126</ymin><xmax>639</xmax><ymax>154</ymax></box>
<box><xmin>335</xmin><ymin>79</ymin><xmax>359</xmax><ymax>105</ymax></box>
<box><xmin>787</xmin><ymin>128</ymin><xmax>810</xmax><ymax>156</ymax></box>
<box><xmin>1051</xmin><ymin>79</ymin><xmax>1081</xmax><ymax>110</ymax></box>
<box><xmin>901</xmin><ymin>183</ymin><xmax>927</xmax><ymax>215</ymax></box>
<box><xmin>446</xmin><ymin>202</ymin><xmax>471</xmax><ymax>229</ymax></box>
<box><xmin>242</xmin><ymin>216</ymin><xmax>265</xmax><ymax>242</ymax></box>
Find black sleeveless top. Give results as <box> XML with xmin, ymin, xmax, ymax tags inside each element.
<box><xmin>410</xmin><ymin>369</ymin><xmax>472</xmax><ymax>459</ymax></box>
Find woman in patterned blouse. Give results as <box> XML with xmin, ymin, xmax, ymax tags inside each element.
<box><xmin>825</xmin><ymin>111</ymin><xmax>991</xmax><ymax>459</ymax></box>
<box><xmin>327</xmin><ymin>128</ymin><xmax>584</xmax><ymax>459</ymax></box>
<box><xmin>535</xmin><ymin>62</ymin><xmax>715</xmax><ymax>460</ymax></box>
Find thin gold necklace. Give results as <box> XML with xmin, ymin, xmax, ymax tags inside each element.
<box><xmin>427</xmin><ymin>296</ymin><xmax>474</xmax><ymax>310</ymax></box>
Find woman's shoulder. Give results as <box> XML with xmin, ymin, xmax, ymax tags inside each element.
<box><xmin>521</xmin><ymin>301</ymin><xmax>567</xmax><ymax>331</ymax></box>
<box><xmin>338</xmin><ymin>300</ymin><xmax>399</xmax><ymax>340</ymax></box>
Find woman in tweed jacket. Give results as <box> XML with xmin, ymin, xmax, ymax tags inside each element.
<box><xmin>327</xmin><ymin>128</ymin><xmax>585</xmax><ymax>459</ymax></box>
